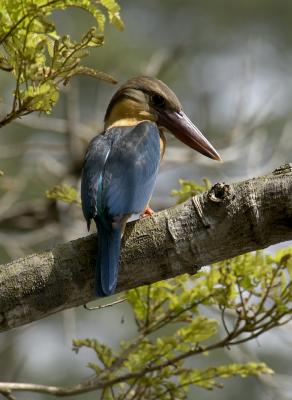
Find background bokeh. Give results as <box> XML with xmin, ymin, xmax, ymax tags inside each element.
<box><xmin>1</xmin><ymin>1</ymin><xmax>292</xmax><ymax>398</ymax></box>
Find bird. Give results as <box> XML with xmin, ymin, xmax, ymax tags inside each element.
<box><xmin>81</xmin><ymin>76</ymin><xmax>221</xmax><ymax>297</ymax></box>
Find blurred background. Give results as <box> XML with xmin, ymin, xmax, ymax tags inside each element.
<box><xmin>1</xmin><ymin>0</ymin><xmax>292</xmax><ymax>398</ymax></box>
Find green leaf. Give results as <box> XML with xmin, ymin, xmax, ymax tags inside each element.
<box><xmin>180</xmin><ymin>362</ymin><xmax>273</xmax><ymax>389</ymax></box>
<box><xmin>171</xmin><ymin>178</ymin><xmax>212</xmax><ymax>204</ymax></box>
<box><xmin>176</xmin><ymin>316</ymin><xmax>218</xmax><ymax>345</ymax></box>
<box><xmin>20</xmin><ymin>82</ymin><xmax>59</xmax><ymax>112</ymax></box>
<box><xmin>100</xmin><ymin>0</ymin><xmax>124</xmax><ymax>31</ymax></box>
<box><xmin>73</xmin><ymin>338</ymin><xmax>116</xmax><ymax>368</ymax></box>
<box><xmin>45</xmin><ymin>184</ymin><xmax>81</xmax><ymax>205</ymax></box>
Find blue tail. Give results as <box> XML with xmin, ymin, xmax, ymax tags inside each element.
<box><xmin>95</xmin><ymin>221</ymin><xmax>121</xmax><ymax>297</ymax></box>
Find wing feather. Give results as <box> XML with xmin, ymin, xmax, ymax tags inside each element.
<box><xmin>81</xmin><ymin>134</ymin><xmax>111</xmax><ymax>227</ymax></box>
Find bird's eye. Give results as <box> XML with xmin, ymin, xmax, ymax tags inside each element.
<box><xmin>151</xmin><ymin>94</ymin><xmax>166</xmax><ymax>108</ymax></box>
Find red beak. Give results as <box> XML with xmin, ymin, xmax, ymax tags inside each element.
<box><xmin>158</xmin><ymin>110</ymin><xmax>222</xmax><ymax>161</ymax></box>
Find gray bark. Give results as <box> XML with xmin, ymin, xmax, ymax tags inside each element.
<box><xmin>1</xmin><ymin>163</ymin><xmax>292</xmax><ymax>333</ymax></box>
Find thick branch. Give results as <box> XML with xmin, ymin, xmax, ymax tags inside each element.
<box><xmin>1</xmin><ymin>163</ymin><xmax>292</xmax><ymax>333</ymax></box>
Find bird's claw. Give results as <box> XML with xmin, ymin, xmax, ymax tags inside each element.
<box><xmin>140</xmin><ymin>206</ymin><xmax>154</xmax><ymax>219</ymax></box>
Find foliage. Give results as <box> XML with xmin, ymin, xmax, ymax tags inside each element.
<box><xmin>71</xmin><ymin>248</ymin><xmax>292</xmax><ymax>398</ymax></box>
<box><xmin>172</xmin><ymin>178</ymin><xmax>212</xmax><ymax>204</ymax></box>
<box><xmin>0</xmin><ymin>0</ymin><xmax>123</xmax><ymax>127</ymax></box>
<box><xmin>46</xmin><ymin>184</ymin><xmax>81</xmax><ymax>205</ymax></box>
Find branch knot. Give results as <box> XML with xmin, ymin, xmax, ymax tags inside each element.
<box><xmin>208</xmin><ymin>183</ymin><xmax>233</xmax><ymax>203</ymax></box>
<box><xmin>272</xmin><ymin>163</ymin><xmax>292</xmax><ymax>175</ymax></box>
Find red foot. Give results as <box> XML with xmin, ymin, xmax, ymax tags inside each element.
<box><xmin>140</xmin><ymin>206</ymin><xmax>154</xmax><ymax>219</ymax></box>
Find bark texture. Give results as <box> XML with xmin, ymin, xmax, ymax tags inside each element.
<box><xmin>1</xmin><ymin>163</ymin><xmax>292</xmax><ymax>333</ymax></box>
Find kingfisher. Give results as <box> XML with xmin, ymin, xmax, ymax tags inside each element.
<box><xmin>81</xmin><ymin>76</ymin><xmax>221</xmax><ymax>297</ymax></box>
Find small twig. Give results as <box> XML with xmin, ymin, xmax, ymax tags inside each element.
<box><xmin>0</xmin><ymin>391</ymin><xmax>16</xmax><ymax>400</ymax></box>
<box><xmin>83</xmin><ymin>298</ymin><xmax>126</xmax><ymax>311</ymax></box>
<box><xmin>110</xmin><ymin>386</ymin><xmax>116</xmax><ymax>400</ymax></box>
<box><xmin>255</xmin><ymin>263</ymin><xmax>282</xmax><ymax>317</ymax></box>
<box><xmin>219</xmin><ymin>304</ymin><xmax>231</xmax><ymax>336</ymax></box>
<box><xmin>236</xmin><ymin>277</ymin><xmax>248</xmax><ymax>320</ymax></box>
<box><xmin>144</xmin><ymin>285</ymin><xmax>151</xmax><ymax>328</ymax></box>
<box><xmin>118</xmin><ymin>379</ymin><xmax>138</xmax><ymax>400</ymax></box>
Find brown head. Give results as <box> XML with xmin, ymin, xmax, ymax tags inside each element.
<box><xmin>104</xmin><ymin>76</ymin><xmax>221</xmax><ymax>161</ymax></box>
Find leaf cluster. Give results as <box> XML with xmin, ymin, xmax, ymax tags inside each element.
<box><xmin>0</xmin><ymin>0</ymin><xmax>123</xmax><ymax>127</ymax></box>
<box><xmin>171</xmin><ymin>178</ymin><xmax>212</xmax><ymax>204</ymax></box>
<box><xmin>45</xmin><ymin>184</ymin><xmax>81</xmax><ymax>205</ymax></box>
<box><xmin>73</xmin><ymin>248</ymin><xmax>292</xmax><ymax>399</ymax></box>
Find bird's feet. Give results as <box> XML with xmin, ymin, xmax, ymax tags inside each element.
<box><xmin>140</xmin><ymin>206</ymin><xmax>154</xmax><ymax>219</ymax></box>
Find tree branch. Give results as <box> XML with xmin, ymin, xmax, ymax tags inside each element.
<box><xmin>1</xmin><ymin>163</ymin><xmax>292</xmax><ymax>333</ymax></box>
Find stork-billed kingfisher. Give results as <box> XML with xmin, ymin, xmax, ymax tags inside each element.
<box><xmin>81</xmin><ymin>76</ymin><xmax>221</xmax><ymax>297</ymax></box>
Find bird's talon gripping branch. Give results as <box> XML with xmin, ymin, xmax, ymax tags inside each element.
<box><xmin>140</xmin><ymin>206</ymin><xmax>154</xmax><ymax>219</ymax></box>
<box><xmin>81</xmin><ymin>76</ymin><xmax>221</xmax><ymax>297</ymax></box>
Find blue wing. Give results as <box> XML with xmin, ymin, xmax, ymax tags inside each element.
<box><xmin>81</xmin><ymin>134</ymin><xmax>112</xmax><ymax>230</ymax></box>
